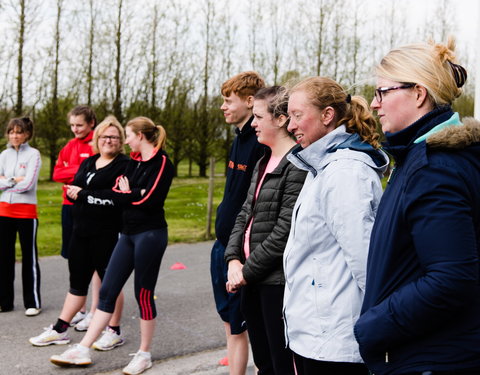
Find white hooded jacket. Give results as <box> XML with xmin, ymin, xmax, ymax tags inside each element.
<box><xmin>0</xmin><ymin>142</ymin><xmax>41</xmax><ymax>205</ymax></box>
<box><xmin>283</xmin><ymin>125</ymin><xmax>389</xmax><ymax>362</ymax></box>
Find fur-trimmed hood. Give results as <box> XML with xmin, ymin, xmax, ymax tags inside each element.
<box><xmin>427</xmin><ymin>117</ymin><xmax>480</xmax><ymax>149</ymax></box>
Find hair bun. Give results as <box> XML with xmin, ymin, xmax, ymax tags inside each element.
<box><xmin>429</xmin><ymin>36</ymin><xmax>457</xmax><ymax>63</ymax></box>
<box><xmin>448</xmin><ymin>61</ymin><xmax>468</xmax><ymax>88</ymax></box>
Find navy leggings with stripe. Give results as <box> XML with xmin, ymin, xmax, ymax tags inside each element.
<box><xmin>97</xmin><ymin>227</ymin><xmax>167</xmax><ymax>320</ymax></box>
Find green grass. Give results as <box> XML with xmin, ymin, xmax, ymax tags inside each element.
<box><xmin>36</xmin><ymin>182</ymin><xmax>64</xmax><ymax>257</ymax></box>
<box><xmin>165</xmin><ymin>176</ymin><xmax>225</xmax><ymax>243</ymax></box>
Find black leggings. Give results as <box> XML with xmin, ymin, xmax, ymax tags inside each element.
<box><xmin>97</xmin><ymin>228</ymin><xmax>168</xmax><ymax>320</ymax></box>
<box><xmin>68</xmin><ymin>230</ymin><xmax>119</xmax><ymax>296</ymax></box>
<box><xmin>241</xmin><ymin>284</ymin><xmax>295</xmax><ymax>375</ymax></box>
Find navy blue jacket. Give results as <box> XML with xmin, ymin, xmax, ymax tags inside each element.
<box><xmin>354</xmin><ymin>107</ymin><xmax>480</xmax><ymax>374</ymax></box>
<box><xmin>215</xmin><ymin>117</ymin><xmax>266</xmax><ymax>247</ymax></box>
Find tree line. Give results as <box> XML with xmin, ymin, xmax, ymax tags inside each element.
<box><xmin>0</xmin><ymin>0</ymin><xmax>474</xmax><ymax>179</ymax></box>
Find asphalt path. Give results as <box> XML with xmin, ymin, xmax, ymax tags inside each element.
<box><xmin>0</xmin><ymin>241</ymin><xmax>256</xmax><ymax>375</ymax></box>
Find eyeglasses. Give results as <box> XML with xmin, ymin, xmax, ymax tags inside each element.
<box><xmin>99</xmin><ymin>135</ymin><xmax>121</xmax><ymax>142</ymax></box>
<box><xmin>374</xmin><ymin>83</ymin><xmax>415</xmax><ymax>103</ymax></box>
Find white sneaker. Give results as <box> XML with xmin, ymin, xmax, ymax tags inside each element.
<box><xmin>122</xmin><ymin>351</ymin><xmax>152</xmax><ymax>375</ymax></box>
<box><xmin>25</xmin><ymin>308</ymin><xmax>41</xmax><ymax>316</ymax></box>
<box><xmin>93</xmin><ymin>327</ymin><xmax>125</xmax><ymax>351</ymax></box>
<box><xmin>50</xmin><ymin>344</ymin><xmax>92</xmax><ymax>367</ymax></box>
<box><xmin>74</xmin><ymin>312</ymin><xmax>93</xmax><ymax>332</ymax></box>
<box><xmin>70</xmin><ymin>311</ymin><xmax>86</xmax><ymax>326</ymax></box>
<box><xmin>29</xmin><ymin>325</ymin><xmax>70</xmax><ymax>346</ymax></box>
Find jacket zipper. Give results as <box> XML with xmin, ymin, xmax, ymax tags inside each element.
<box><xmin>387</xmin><ymin>164</ymin><xmax>396</xmax><ymax>184</ymax></box>
<box><xmin>9</xmin><ymin>149</ymin><xmax>20</xmax><ymax>203</ymax></box>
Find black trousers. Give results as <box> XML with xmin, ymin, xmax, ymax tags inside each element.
<box><xmin>240</xmin><ymin>284</ymin><xmax>295</xmax><ymax>375</ymax></box>
<box><xmin>0</xmin><ymin>217</ymin><xmax>41</xmax><ymax>310</ymax></box>
<box><xmin>293</xmin><ymin>352</ymin><xmax>369</xmax><ymax>375</ymax></box>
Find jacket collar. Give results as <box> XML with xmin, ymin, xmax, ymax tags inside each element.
<box><xmin>383</xmin><ymin>106</ymin><xmax>453</xmax><ymax>162</ymax></box>
<box><xmin>235</xmin><ymin>116</ymin><xmax>255</xmax><ymax>138</ymax></box>
<box><xmin>7</xmin><ymin>142</ymin><xmax>30</xmax><ymax>151</ymax></box>
<box><xmin>130</xmin><ymin>148</ymin><xmax>160</xmax><ymax>162</ymax></box>
<box><xmin>258</xmin><ymin>144</ymin><xmax>300</xmax><ymax>176</ymax></box>
<box><xmin>78</xmin><ymin>131</ymin><xmax>94</xmax><ymax>144</ymax></box>
<box><xmin>288</xmin><ymin>125</ymin><xmax>389</xmax><ymax>177</ymax></box>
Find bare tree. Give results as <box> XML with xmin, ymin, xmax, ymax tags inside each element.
<box><xmin>85</xmin><ymin>0</ymin><xmax>97</xmax><ymax>106</ymax></box>
<box><xmin>12</xmin><ymin>0</ymin><xmax>28</xmax><ymax>115</ymax></box>
<box><xmin>247</xmin><ymin>1</ymin><xmax>263</xmax><ymax>71</ymax></box>
<box><xmin>347</xmin><ymin>0</ymin><xmax>361</xmax><ymax>91</ymax></box>
<box><xmin>113</xmin><ymin>0</ymin><xmax>123</xmax><ymax>122</ymax></box>
<box><xmin>429</xmin><ymin>0</ymin><xmax>456</xmax><ymax>42</ymax></box>
<box><xmin>37</xmin><ymin>0</ymin><xmax>67</xmax><ymax>180</ymax></box>
<box><xmin>266</xmin><ymin>0</ymin><xmax>284</xmax><ymax>84</ymax></box>
<box><xmin>300</xmin><ymin>0</ymin><xmax>333</xmax><ymax>76</ymax></box>
<box><xmin>199</xmin><ymin>0</ymin><xmax>214</xmax><ymax>177</ymax></box>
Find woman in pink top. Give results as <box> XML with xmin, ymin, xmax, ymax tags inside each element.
<box><xmin>224</xmin><ymin>86</ymin><xmax>307</xmax><ymax>375</ymax></box>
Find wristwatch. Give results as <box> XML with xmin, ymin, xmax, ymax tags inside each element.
<box><xmin>7</xmin><ymin>177</ymin><xmax>16</xmax><ymax>187</ymax></box>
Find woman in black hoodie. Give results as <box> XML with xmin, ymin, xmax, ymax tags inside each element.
<box><xmin>50</xmin><ymin>116</ymin><xmax>174</xmax><ymax>375</ymax></box>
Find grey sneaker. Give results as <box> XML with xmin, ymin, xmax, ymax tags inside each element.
<box><xmin>70</xmin><ymin>311</ymin><xmax>86</xmax><ymax>326</ymax></box>
<box><xmin>29</xmin><ymin>325</ymin><xmax>70</xmax><ymax>346</ymax></box>
<box><xmin>93</xmin><ymin>327</ymin><xmax>125</xmax><ymax>351</ymax></box>
<box><xmin>74</xmin><ymin>312</ymin><xmax>93</xmax><ymax>332</ymax></box>
<box><xmin>50</xmin><ymin>344</ymin><xmax>92</xmax><ymax>367</ymax></box>
<box><xmin>122</xmin><ymin>351</ymin><xmax>152</xmax><ymax>375</ymax></box>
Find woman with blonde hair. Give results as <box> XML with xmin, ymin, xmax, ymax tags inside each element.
<box><xmin>355</xmin><ymin>38</ymin><xmax>480</xmax><ymax>375</ymax></box>
<box><xmin>283</xmin><ymin>77</ymin><xmax>389</xmax><ymax>374</ymax></box>
<box><xmin>50</xmin><ymin>117</ymin><xmax>174</xmax><ymax>375</ymax></box>
<box><xmin>30</xmin><ymin>115</ymin><xmax>127</xmax><ymax>350</ymax></box>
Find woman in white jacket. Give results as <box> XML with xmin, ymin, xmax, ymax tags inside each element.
<box><xmin>0</xmin><ymin>117</ymin><xmax>42</xmax><ymax>316</ymax></box>
<box><xmin>283</xmin><ymin>77</ymin><xmax>388</xmax><ymax>374</ymax></box>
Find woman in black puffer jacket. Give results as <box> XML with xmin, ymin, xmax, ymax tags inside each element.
<box><xmin>225</xmin><ymin>86</ymin><xmax>306</xmax><ymax>375</ymax></box>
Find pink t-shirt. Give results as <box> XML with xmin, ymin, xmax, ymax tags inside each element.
<box><xmin>243</xmin><ymin>155</ymin><xmax>282</xmax><ymax>259</ymax></box>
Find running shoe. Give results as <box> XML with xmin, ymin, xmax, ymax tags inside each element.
<box><xmin>70</xmin><ymin>311</ymin><xmax>86</xmax><ymax>326</ymax></box>
<box><xmin>50</xmin><ymin>344</ymin><xmax>92</xmax><ymax>367</ymax></box>
<box><xmin>122</xmin><ymin>351</ymin><xmax>152</xmax><ymax>375</ymax></box>
<box><xmin>74</xmin><ymin>312</ymin><xmax>93</xmax><ymax>332</ymax></box>
<box><xmin>29</xmin><ymin>325</ymin><xmax>70</xmax><ymax>346</ymax></box>
<box><xmin>93</xmin><ymin>327</ymin><xmax>125</xmax><ymax>351</ymax></box>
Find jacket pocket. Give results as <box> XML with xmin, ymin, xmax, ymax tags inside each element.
<box><xmin>312</xmin><ymin>257</ymin><xmax>331</xmax><ymax>319</ymax></box>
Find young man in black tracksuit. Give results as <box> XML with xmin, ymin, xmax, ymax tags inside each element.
<box><xmin>210</xmin><ymin>71</ymin><xmax>266</xmax><ymax>374</ymax></box>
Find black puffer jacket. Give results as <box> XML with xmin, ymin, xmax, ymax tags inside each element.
<box><xmin>224</xmin><ymin>145</ymin><xmax>307</xmax><ymax>285</ymax></box>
